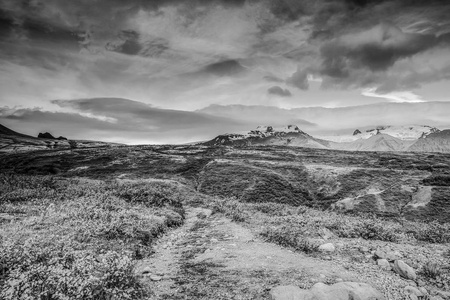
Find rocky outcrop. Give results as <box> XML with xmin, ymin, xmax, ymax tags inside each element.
<box><xmin>38</xmin><ymin>132</ymin><xmax>67</xmax><ymax>140</ymax></box>
<box><xmin>38</xmin><ymin>132</ymin><xmax>56</xmax><ymax>139</ymax></box>
<box><xmin>270</xmin><ymin>282</ymin><xmax>385</xmax><ymax>300</ymax></box>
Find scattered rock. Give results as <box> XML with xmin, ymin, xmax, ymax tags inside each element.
<box><xmin>359</xmin><ymin>246</ymin><xmax>370</xmax><ymax>253</ymax></box>
<box><xmin>270</xmin><ymin>282</ymin><xmax>385</xmax><ymax>300</ymax></box>
<box><xmin>386</xmin><ymin>251</ymin><xmax>401</xmax><ymax>261</ymax></box>
<box><xmin>141</xmin><ymin>267</ymin><xmax>152</xmax><ymax>275</ymax></box>
<box><xmin>318</xmin><ymin>243</ymin><xmax>335</xmax><ymax>253</ymax></box>
<box><xmin>392</xmin><ymin>260</ymin><xmax>416</xmax><ymax>280</ymax></box>
<box><xmin>377</xmin><ymin>259</ymin><xmax>391</xmax><ymax>270</ymax></box>
<box><xmin>150</xmin><ymin>275</ymin><xmax>162</xmax><ymax>281</ymax></box>
<box><xmin>374</xmin><ymin>249</ymin><xmax>387</xmax><ymax>260</ymax></box>
<box><xmin>405</xmin><ymin>286</ymin><xmax>424</xmax><ymax>297</ymax></box>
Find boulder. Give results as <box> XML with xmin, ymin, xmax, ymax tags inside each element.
<box><xmin>318</xmin><ymin>243</ymin><xmax>335</xmax><ymax>253</ymax></box>
<box><xmin>393</xmin><ymin>260</ymin><xmax>416</xmax><ymax>280</ymax></box>
<box><xmin>270</xmin><ymin>282</ymin><xmax>385</xmax><ymax>300</ymax></box>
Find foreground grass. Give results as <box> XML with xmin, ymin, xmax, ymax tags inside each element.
<box><xmin>0</xmin><ymin>174</ymin><xmax>189</xmax><ymax>299</ymax></box>
<box><xmin>207</xmin><ymin>198</ymin><xmax>450</xmax><ymax>244</ymax></box>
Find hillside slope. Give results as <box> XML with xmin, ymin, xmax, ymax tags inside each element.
<box><xmin>332</xmin><ymin>134</ymin><xmax>415</xmax><ymax>152</ymax></box>
<box><xmin>408</xmin><ymin>130</ymin><xmax>450</xmax><ymax>153</ymax></box>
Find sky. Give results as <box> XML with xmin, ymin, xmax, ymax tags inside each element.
<box><xmin>0</xmin><ymin>0</ymin><xmax>449</xmax><ymax>144</ymax></box>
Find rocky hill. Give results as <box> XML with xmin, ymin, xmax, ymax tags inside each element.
<box><xmin>409</xmin><ymin>130</ymin><xmax>450</xmax><ymax>153</ymax></box>
<box><xmin>203</xmin><ymin>125</ymin><xmax>330</xmax><ymax>149</ymax></box>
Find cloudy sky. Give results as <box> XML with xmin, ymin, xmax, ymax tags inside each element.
<box><xmin>0</xmin><ymin>0</ymin><xmax>449</xmax><ymax>144</ymax></box>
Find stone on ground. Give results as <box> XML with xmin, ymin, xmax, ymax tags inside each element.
<box><xmin>318</xmin><ymin>243</ymin><xmax>335</xmax><ymax>252</ymax></box>
<box><xmin>392</xmin><ymin>260</ymin><xmax>416</xmax><ymax>280</ymax></box>
<box><xmin>270</xmin><ymin>282</ymin><xmax>385</xmax><ymax>300</ymax></box>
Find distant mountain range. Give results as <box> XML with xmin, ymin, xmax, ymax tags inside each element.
<box><xmin>203</xmin><ymin>124</ymin><xmax>450</xmax><ymax>153</ymax></box>
<box><xmin>2</xmin><ymin>123</ymin><xmax>450</xmax><ymax>153</ymax></box>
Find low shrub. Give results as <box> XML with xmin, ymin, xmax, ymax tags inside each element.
<box><xmin>420</xmin><ymin>261</ymin><xmax>443</xmax><ymax>280</ymax></box>
<box><xmin>260</xmin><ymin>226</ymin><xmax>319</xmax><ymax>253</ymax></box>
<box><xmin>409</xmin><ymin>221</ymin><xmax>450</xmax><ymax>243</ymax></box>
<box><xmin>209</xmin><ymin>198</ymin><xmax>249</xmax><ymax>222</ymax></box>
<box><xmin>325</xmin><ymin>216</ymin><xmax>404</xmax><ymax>242</ymax></box>
<box><xmin>1</xmin><ymin>242</ymin><xmax>145</xmax><ymax>300</ymax></box>
<box><xmin>0</xmin><ymin>175</ymin><xmax>188</xmax><ymax>299</ymax></box>
<box><xmin>423</xmin><ymin>175</ymin><xmax>450</xmax><ymax>186</ymax></box>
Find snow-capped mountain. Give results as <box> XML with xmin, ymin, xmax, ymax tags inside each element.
<box><xmin>352</xmin><ymin>125</ymin><xmax>440</xmax><ymax>140</ymax></box>
<box><xmin>202</xmin><ymin>125</ymin><xmax>330</xmax><ymax>148</ymax></box>
<box><xmin>332</xmin><ymin>134</ymin><xmax>416</xmax><ymax>152</ymax></box>
<box><xmin>202</xmin><ymin>124</ymin><xmax>450</xmax><ymax>153</ymax></box>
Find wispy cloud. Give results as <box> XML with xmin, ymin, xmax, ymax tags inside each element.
<box><xmin>361</xmin><ymin>88</ymin><xmax>425</xmax><ymax>103</ymax></box>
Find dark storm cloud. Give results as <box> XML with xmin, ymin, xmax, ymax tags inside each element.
<box><xmin>320</xmin><ymin>23</ymin><xmax>438</xmax><ymax>75</ymax></box>
<box><xmin>203</xmin><ymin>60</ymin><xmax>246</xmax><ymax>77</ymax></box>
<box><xmin>286</xmin><ymin>67</ymin><xmax>309</xmax><ymax>90</ymax></box>
<box><xmin>267</xmin><ymin>86</ymin><xmax>291</xmax><ymax>97</ymax></box>
<box><xmin>263</xmin><ymin>75</ymin><xmax>284</xmax><ymax>83</ymax></box>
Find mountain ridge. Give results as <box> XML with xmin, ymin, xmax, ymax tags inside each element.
<box><xmin>203</xmin><ymin>124</ymin><xmax>450</xmax><ymax>153</ymax></box>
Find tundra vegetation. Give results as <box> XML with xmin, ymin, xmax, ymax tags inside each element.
<box><xmin>0</xmin><ymin>145</ymin><xmax>449</xmax><ymax>299</ymax></box>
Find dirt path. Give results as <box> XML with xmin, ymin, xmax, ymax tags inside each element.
<box><xmin>136</xmin><ymin>206</ymin><xmax>367</xmax><ymax>299</ymax></box>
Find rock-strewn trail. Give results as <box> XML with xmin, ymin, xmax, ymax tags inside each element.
<box><xmin>136</xmin><ymin>206</ymin><xmax>447</xmax><ymax>300</ymax></box>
